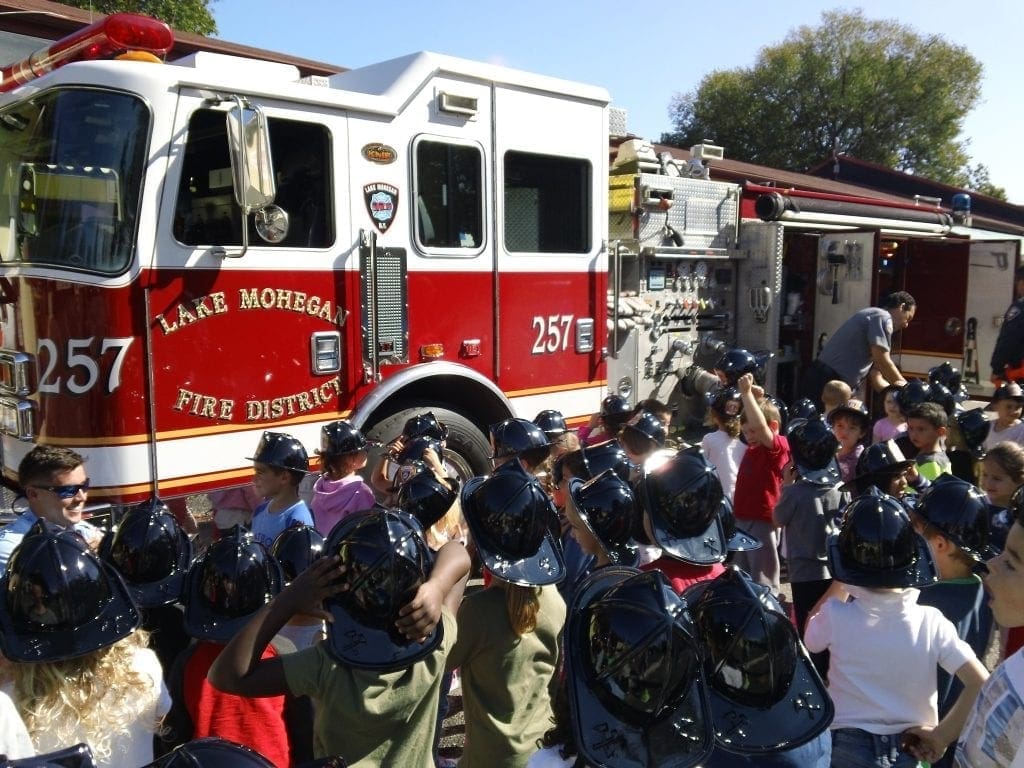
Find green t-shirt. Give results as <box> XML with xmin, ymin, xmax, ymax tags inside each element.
<box><xmin>281</xmin><ymin>608</ymin><xmax>455</xmax><ymax>767</ymax></box>
<box><xmin>447</xmin><ymin>584</ymin><xmax>566</xmax><ymax>768</ymax></box>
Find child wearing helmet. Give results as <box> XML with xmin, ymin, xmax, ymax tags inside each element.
<box><xmin>828</xmin><ymin>400</ymin><xmax>870</xmax><ymax>484</ymax></box>
<box><xmin>247</xmin><ymin>432</ymin><xmax>314</xmax><ymax>550</ymax></box>
<box><xmin>910</xmin><ymin>476</ymin><xmax>997</xmax><ymax>768</ymax></box>
<box><xmin>701</xmin><ymin>386</ymin><xmax>746</xmax><ymax>503</ymax></box>
<box><xmin>452</xmin><ymin>464</ymin><xmax>566</xmax><ymax>768</ymax></box>
<box><xmin>577</xmin><ymin>394</ymin><xmax>633</xmax><ymax>447</ymax></box>
<box><xmin>208</xmin><ymin>511</ymin><xmax>471</xmax><ymax>768</ymax></box>
<box><xmin>311</xmin><ymin>420</ymin><xmax>377</xmax><ymax>536</ymax></box>
<box><xmin>772</xmin><ymin>416</ymin><xmax>848</xmax><ymax>677</ymax></box>
<box><xmin>984</xmin><ymin>382</ymin><xmax>1024</xmax><ymax>452</ymax></box>
<box><xmin>804</xmin><ymin>489</ymin><xmax>989</xmax><ymax>767</ymax></box>
<box><xmin>0</xmin><ymin>523</ymin><xmax>171</xmax><ymax>767</ymax></box>
<box><xmin>954</xmin><ymin>486</ymin><xmax>1024</xmax><ymax>768</ymax></box>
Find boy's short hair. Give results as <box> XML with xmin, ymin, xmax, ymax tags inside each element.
<box><xmin>822</xmin><ymin>380</ymin><xmax>852</xmax><ymax>406</ymax></box>
<box><xmin>906</xmin><ymin>402</ymin><xmax>948</xmax><ymax>430</ymax></box>
<box><xmin>637</xmin><ymin>398</ymin><xmax>674</xmax><ymax>426</ymax></box>
<box><xmin>18</xmin><ymin>445</ymin><xmax>85</xmax><ymax>488</ymax></box>
<box><xmin>740</xmin><ymin>397</ymin><xmax>780</xmax><ymax>427</ymax></box>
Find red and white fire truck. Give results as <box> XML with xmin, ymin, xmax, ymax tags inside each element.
<box><xmin>0</xmin><ymin>14</ymin><xmax>1018</xmax><ymax>517</ymax></box>
<box><xmin>0</xmin><ymin>14</ymin><xmax>608</xmax><ymax>512</ymax></box>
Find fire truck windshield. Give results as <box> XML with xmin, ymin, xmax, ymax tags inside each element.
<box><xmin>0</xmin><ymin>87</ymin><xmax>148</xmax><ymax>275</ymax></box>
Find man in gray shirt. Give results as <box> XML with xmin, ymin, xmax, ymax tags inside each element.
<box><xmin>799</xmin><ymin>291</ymin><xmax>916</xmax><ymax>407</ymax></box>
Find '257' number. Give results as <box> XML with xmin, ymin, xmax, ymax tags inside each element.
<box><xmin>38</xmin><ymin>337</ymin><xmax>134</xmax><ymax>395</ymax></box>
<box><xmin>531</xmin><ymin>315</ymin><xmax>573</xmax><ymax>354</ymax></box>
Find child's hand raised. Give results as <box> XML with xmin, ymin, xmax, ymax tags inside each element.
<box><xmin>278</xmin><ymin>555</ymin><xmax>346</xmax><ymax>622</ymax></box>
<box><xmin>396</xmin><ymin>580</ymin><xmax>443</xmax><ymax>642</ymax></box>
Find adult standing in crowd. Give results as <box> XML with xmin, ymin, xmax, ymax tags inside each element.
<box><xmin>0</xmin><ymin>445</ymin><xmax>99</xmax><ymax>574</ymax></box>
<box><xmin>990</xmin><ymin>265</ymin><xmax>1024</xmax><ymax>384</ymax></box>
<box><xmin>799</xmin><ymin>291</ymin><xmax>916</xmax><ymax>407</ymax></box>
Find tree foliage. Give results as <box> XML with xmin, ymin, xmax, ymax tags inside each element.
<box><xmin>663</xmin><ymin>11</ymin><xmax>993</xmax><ymax>191</ymax></box>
<box><xmin>62</xmin><ymin>0</ymin><xmax>218</xmax><ymax>36</ymax></box>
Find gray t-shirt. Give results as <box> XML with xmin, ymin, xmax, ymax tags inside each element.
<box><xmin>818</xmin><ymin>307</ymin><xmax>893</xmax><ymax>387</ymax></box>
<box><xmin>773</xmin><ymin>480</ymin><xmax>847</xmax><ymax>582</ymax></box>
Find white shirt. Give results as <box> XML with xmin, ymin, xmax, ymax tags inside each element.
<box><xmin>984</xmin><ymin>420</ymin><xmax>1024</xmax><ymax>452</ymax></box>
<box><xmin>956</xmin><ymin>648</ymin><xmax>1024</xmax><ymax>767</ymax></box>
<box><xmin>0</xmin><ymin>689</ymin><xmax>33</xmax><ymax>759</ymax></box>
<box><xmin>804</xmin><ymin>586</ymin><xmax>974</xmax><ymax>734</ymax></box>
<box><xmin>700</xmin><ymin>430</ymin><xmax>747</xmax><ymax>502</ymax></box>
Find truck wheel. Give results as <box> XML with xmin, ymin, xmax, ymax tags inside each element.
<box><xmin>365</xmin><ymin>406</ymin><xmax>493</xmax><ymax>483</ymax></box>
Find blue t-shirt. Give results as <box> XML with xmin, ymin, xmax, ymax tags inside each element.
<box><xmin>250</xmin><ymin>499</ymin><xmax>313</xmax><ymax>549</ymax></box>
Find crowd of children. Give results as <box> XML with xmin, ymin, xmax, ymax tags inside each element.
<box><xmin>1</xmin><ymin>348</ymin><xmax>1023</xmax><ymax>768</ymax></box>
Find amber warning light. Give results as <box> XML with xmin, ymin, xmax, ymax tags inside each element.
<box><xmin>0</xmin><ymin>13</ymin><xmax>174</xmax><ymax>93</ymax></box>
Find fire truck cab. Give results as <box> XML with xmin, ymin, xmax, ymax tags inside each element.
<box><xmin>0</xmin><ymin>15</ymin><xmax>608</xmax><ymax>512</ymax></box>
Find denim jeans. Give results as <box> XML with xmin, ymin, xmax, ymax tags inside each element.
<box><xmin>830</xmin><ymin>728</ymin><xmax>922</xmax><ymax>768</ymax></box>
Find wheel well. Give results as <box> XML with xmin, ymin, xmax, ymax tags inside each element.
<box><xmin>361</xmin><ymin>373</ymin><xmax>512</xmax><ymax>434</ymax></box>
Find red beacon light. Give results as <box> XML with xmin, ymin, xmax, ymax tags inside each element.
<box><xmin>0</xmin><ymin>13</ymin><xmax>174</xmax><ymax>93</ymax></box>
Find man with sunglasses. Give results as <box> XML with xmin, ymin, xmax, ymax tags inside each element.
<box><xmin>0</xmin><ymin>445</ymin><xmax>99</xmax><ymax>574</ymax></box>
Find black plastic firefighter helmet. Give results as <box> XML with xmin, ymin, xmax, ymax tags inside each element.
<box><xmin>580</xmin><ymin>439</ymin><xmax>632</xmax><ymax>483</ymax></box>
<box><xmin>488</xmin><ymin>418</ymin><xmax>550</xmax><ymax>463</ymax></box>
<box><xmin>140</xmin><ymin>737</ymin><xmax>277</xmax><ymax>767</ymax></box>
<box><xmin>826</xmin><ymin>399</ymin><xmax>871</xmax><ymax>436</ymax></box>
<box><xmin>620</xmin><ymin>410</ymin><xmax>668</xmax><ymax>452</ymax></box>
<box><xmin>247</xmin><ymin>431</ymin><xmax>309</xmax><ymax>474</ymax></box>
<box><xmin>396</xmin><ymin>435</ymin><xmax>445</xmax><ymax>466</ymax></box>
<box><xmin>2</xmin><ymin>743</ymin><xmax>98</xmax><ymax>768</ymax></box>
<box><xmin>0</xmin><ymin>520</ymin><xmax>140</xmax><ymax>662</ymax></box>
<box><xmin>183</xmin><ymin>526</ymin><xmax>283</xmax><ymax>644</ymax></box>
<box><xmin>895</xmin><ymin>379</ymin><xmax>931</xmax><ymax>416</ymax></box>
<box><xmin>402</xmin><ymin>411</ymin><xmax>449</xmax><ymax>442</ymax></box>
<box><xmin>567</xmin><ymin>469</ymin><xmax>640</xmax><ymax>565</ymax></box>
<box><xmin>533</xmin><ymin>409</ymin><xmax>569</xmax><ymax>439</ymax></box>
<box><xmin>684</xmin><ymin>566</ymin><xmax>833</xmax><ymax>754</ymax></box>
<box><xmin>323</xmin><ymin>508</ymin><xmax>440</xmax><ymax>670</ymax></box>
<box><xmin>789</xmin><ymin>397</ymin><xmax>820</xmax><ymax>423</ymax></box>
<box><xmin>461</xmin><ymin>461</ymin><xmax>564</xmax><ymax>586</ymax></box>
<box><xmin>929</xmin><ymin>361</ymin><xmax>963</xmax><ymax>393</ymax></box>
<box><xmin>828</xmin><ymin>487</ymin><xmax>937</xmax><ymax>589</ymax></box>
<box><xmin>764</xmin><ymin>394</ymin><xmax>789</xmax><ymax>433</ymax></box>
<box><xmin>787</xmin><ymin>417</ymin><xmax>842</xmax><ymax>485</ymax></box>
<box><xmin>846</xmin><ymin>439</ymin><xmax>915</xmax><ymax>495</ymax></box>
<box><xmin>566</xmin><ymin>567</ymin><xmax>714</xmax><ymax>768</ymax></box>
<box><xmin>600</xmin><ymin>393</ymin><xmax>635</xmax><ymax>429</ymax></box>
<box><xmin>914</xmin><ymin>475</ymin><xmax>996</xmax><ymax>562</ymax></box>
<box><xmin>927</xmin><ymin>381</ymin><xmax>958</xmax><ymax>417</ymax></box>
<box><xmin>396</xmin><ymin>468</ymin><xmax>459</xmax><ymax>531</ymax></box>
<box><xmin>955</xmin><ymin>408</ymin><xmax>991</xmax><ymax>459</ymax></box>
<box><xmin>715</xmin><ymin>348</ymin><xmax>763</xmax><ymax>387</ymax></box>
<box><xmin>708</xmin><ymin>386</ymin><xmax>743</xmax><ymax>421</ymax></box>
<box><xmin>719</xmin><ymin>496</ymin><xmax>761</xmax><ymax>553</ymax></box>
<box><xmin>635</xmin><ymin>445</ymin><xmax>727</xmax><ymax>565</ymax></box>
<box><xmin>319</xmin><ymin>419</ymin><xmax>377</xmax><ymax>457</ymax></box>
<box><xmin>99</xmin><ymin>496</ymin><xmax>193</xmax><ymax>608</ymax></box>
<box><xmin>270</xmin><ymin>524</ymin><xmax>325</xmax><ymax>583</ymax></box>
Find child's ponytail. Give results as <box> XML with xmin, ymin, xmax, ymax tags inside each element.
<box><xmin>505</xmin><ymin>583</ymin><xmax>541</xmax><ymax>636</ymax></box>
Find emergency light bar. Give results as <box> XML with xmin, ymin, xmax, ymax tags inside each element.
<box><xmin>0</xmin><ymin>13</ymin><xmax>173</xmax><ymax>93</ymax></box>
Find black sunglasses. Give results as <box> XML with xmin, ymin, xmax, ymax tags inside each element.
<box><xmin>33</xmin><ymin>478</ymin><xmax>90</xmax><ymax>499</ymax></box>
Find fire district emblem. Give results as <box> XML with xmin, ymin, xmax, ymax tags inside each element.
<box><xmin>363</xmin><ymin>182</ymin><xmax>399</xmax><ymax>233</ymax></box>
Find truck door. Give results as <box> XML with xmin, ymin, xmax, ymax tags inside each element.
<box><xmin>964</xmin><ymin>239</ymin><xmax>1021</xmax><ymax>389</ymax></box>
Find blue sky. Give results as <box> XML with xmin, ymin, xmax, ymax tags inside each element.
<box><xmin>214</xmin><ymin>1</ymin><xmax>1023</xmax><ymax>203</ymax></box>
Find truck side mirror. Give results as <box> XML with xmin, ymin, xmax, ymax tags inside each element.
<box><xmin>226</xmin><ymin>101</ymin><xmax>276</xmax><ymax>213</ymax></box>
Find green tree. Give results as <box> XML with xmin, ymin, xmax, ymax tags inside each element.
<box><xmin>62</xmin><ymin>0</ymin><xmax>217</xmax><ymax>36</ymax></box>
<box><xmin>663</xmin><ymin>10</ymin><xmax>984</xmax><ymax>187</ymax></box>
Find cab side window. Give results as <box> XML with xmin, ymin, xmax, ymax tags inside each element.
<box><xmin>504</xmin><ymin>151</ymin><xmax>590</xmax><ymax>253</ymax></box>
<box><xmin>414</xmin><ymin>139</ymin><xmax>483</xmax><ymax>250</ymax></box>
<box><xmin>174</xmin><ymin>110</ymin><xmax>333</xmax><ymax>248</ymax></box>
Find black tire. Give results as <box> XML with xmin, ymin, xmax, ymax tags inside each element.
<box><xmin>364</xmin><ymin>406</ymin><xmax>493</xmax><ymax>484</ymax></box>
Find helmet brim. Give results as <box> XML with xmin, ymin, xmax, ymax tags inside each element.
<box><xmin>567</xmin><ymin>567</ymin><xmax>714</xmax><ymax>768</ymax></box>
<box><xmin>648</xmin><ymin>506</ymin><xmax>727</xmax><ymax>566</ymax></box>
<box><xmin>827</xmin><ymin>534</ymin><xmax>937</xmax><ymax>589</ymax></box>
<box><xmin>0</xmin><ymin>561</ymin><xmax>141</xmax><ymax>662</ymax></box>
<box><xmin>727</xmin><ymin>525</ymin><xmax>762</xmax><ymax>552</ymax></box>
<box><xmin>796</xmin><ymin>457</ymin><xmax>843</xmax><ymax>486</ymax></box>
